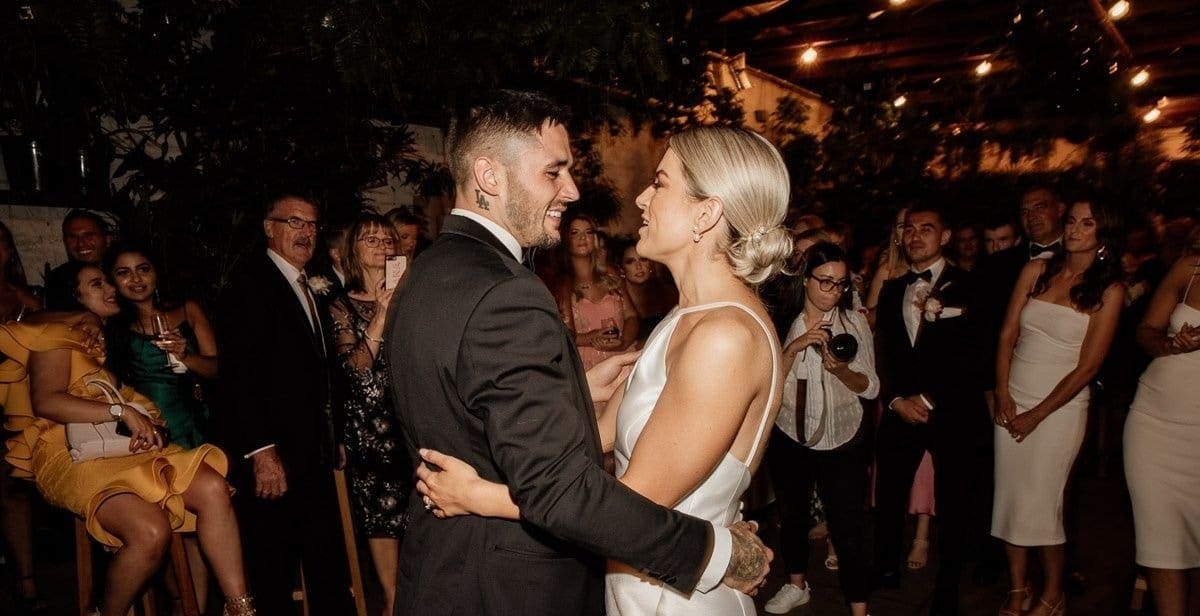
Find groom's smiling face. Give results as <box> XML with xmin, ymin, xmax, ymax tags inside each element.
<box><xmin>501</xmin><ymin>120</ymin><xmax>580</xmax><ymax>250</ymax></box>
<box><xmin>902</xmin><ymin>210</ymin><xmax>951</xmax><ymax>267</ymax></box>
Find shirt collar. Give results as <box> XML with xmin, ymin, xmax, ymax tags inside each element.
<box><xmin>450</xmin><ymin>209</ymin><xmax>523</xmax><ymax>262</ymax></box>
<box><xmin>911</xmin><ymin>257</ymin><xmax>946</xmax><ymax>282</ymax></box>
<box><xmin>266</xmin><ymin>248</ymin><xmax>305</xmax><ymax>284</ymax></box>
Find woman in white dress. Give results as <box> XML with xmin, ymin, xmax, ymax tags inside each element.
<box><xmin>992</xmin><ymin>199</ymin><xmax>1124</xmax><ymax>616</ymax></box>
<box><xmin>414</xmin><ymin>125</ymin><xmax>793</xmax><ymax>615</ymax></box>
<box><xmin>1125</xmin><ymin>239</ymin><xmax>1200</xmax><ymax>616</ymax></box>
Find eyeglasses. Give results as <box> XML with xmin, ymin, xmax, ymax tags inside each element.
<box><xmin>810</xmin><ymin>276</ymin><xmax>851</xmax><ymax>293</ymax></box>
<box><xmin>267</xmin><ymin>216</ymin><xmax>321</xmax><ymax>231</ymax></box>
<box><xmin>357</xmin><ymin>236</ymin><xmax>396</xmax><ymax>248</ymax></box>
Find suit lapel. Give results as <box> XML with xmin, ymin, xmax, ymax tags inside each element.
<box><xmin>259</xmin><ymin>254</ymin><xmax>326</xmax><ymax>361</ymax></box>
<box><xmin>439</xmin><ymin>215</ymin><xmax>521</xmax><ymax>265</ymax></box>
<box><xmin>913</xmin><ymin>266</ymin><xmax>961</xmax><ymax>349</ymax></box>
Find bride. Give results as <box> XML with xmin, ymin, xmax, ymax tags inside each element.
<box><xmin>416</xmin><ymin>125</ymin><xmax>792</xmax><ymax>614</ymax></box>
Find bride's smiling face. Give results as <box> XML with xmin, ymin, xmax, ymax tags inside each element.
<box><xmin>634</xmin><ymin>149</ymin><xmax>696</xmax><ymax>262</ymax></box>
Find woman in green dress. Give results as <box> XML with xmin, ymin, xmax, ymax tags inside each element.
<box><xmin>103</xmin><ymin>243</ymin><xmax>220</xmax><ymax>610</ymax></box>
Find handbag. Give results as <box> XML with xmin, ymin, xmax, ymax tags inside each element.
<box><xmin>66</xmin><ymin>379</ymin><xmax>155</xmax><ymax>463</ymax></box>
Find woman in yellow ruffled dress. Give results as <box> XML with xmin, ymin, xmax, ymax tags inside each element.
<box><xmin>0</xmin><ymin>261</ymin><xmax>255</xmax><ymax>616</ymax></box>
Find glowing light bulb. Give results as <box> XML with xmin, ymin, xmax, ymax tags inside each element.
<box><xmin>889</xmin><ymin>0</ymin><xmax>907</xmax><ymax>5</ymax></box>
<box><xmin>1142</xmin><ymin>108</ymin><xmax>1161</xmax><ymax>123</ymax></box>
<box><xmin>801</xmin><ymin>47</ymin><xmax>818</xmax><ymax>65</ymax></box>
<box><xmin>1130</xmin><ymin>69</ymin><xmax>1150</xmax><ymax>87</ymax></box>
<box><xmin>1109</xmin><ymin>1</ymin><xmax>1130</xmax><ymax>20</ymax></box>
<box><xmin>893</xmin><ymin>95</ymin><xmax>907</xmax><ymax>108</ymax></box>
<box><xmin>975</xmin><ymin>60</ymin><xmax>993</xmax><ymax>76</ymax></box>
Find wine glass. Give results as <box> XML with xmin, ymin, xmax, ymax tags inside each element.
<box><xmin>601</xmin><ymin>317</ymin><xmax>619</xmax><ymax>338</ymax></box>
<box><xmin>152</xmin><ymin>312</ymin><xmax>186</xmax><ymax>372</ymax></box>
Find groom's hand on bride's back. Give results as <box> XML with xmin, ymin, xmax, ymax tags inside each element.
<box><xmin>723</xmin><ymin>520</ymin><xmax>773</xmax><ymax>595</ymax></box>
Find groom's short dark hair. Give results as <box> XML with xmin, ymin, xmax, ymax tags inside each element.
<box><xmin>906</xmin><ymin>202</ymin><xmax>948</xmax><ymax>228</ymax></box>
<box><xmin>446</xmin><ymin>90</ymin><xmax>571</xmax><ymax>187</ymax></box>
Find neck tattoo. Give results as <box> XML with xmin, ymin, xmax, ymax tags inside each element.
<box><xmin>475</xmin><ymin>189</ymin><xmax>490</xmax><ymax>211</ymax></box>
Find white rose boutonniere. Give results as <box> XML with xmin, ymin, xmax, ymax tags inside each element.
<box><xmin>307</xmin><ymin>275</ymin><xmax>333</xmax><ymax>296</ymax></box>
<box><xmin>922</xmin><ymin>296</ymin><xmax>944</xmax><ymax>322</ymax></box>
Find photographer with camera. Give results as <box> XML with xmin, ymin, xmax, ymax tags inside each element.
<box><xmin>764</xmin><ymin>241</ymin><xmax>879</xmax><ymax>616</ymax></box>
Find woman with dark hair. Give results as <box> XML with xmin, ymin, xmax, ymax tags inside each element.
<box><xmin>0</xmin><ymin>221</ymin><xmax>41</xmax><ymax>321</ymax></box>
<box><xmin>104</xmin><ymin>244</ymin><xmax>218</xmax><ymax>449</ymax></box>
<box><xmin>327</xmin><ymin>213</ymin><xmax>408</xmax><ymax>615</ymax></box>
<box><xmin>0</xmin><ymin>262</ymin><xmax>254</xmax><ymax>616</ymax></box>
<box><xmin>764</xmin><ymin>241</ymin><xmax>878</xmax><ymax>616</ymax></box>
<box><xmin>613</xmin><ymin>237</ymin><xmax>676</xmax><ymax>342</ymax></box>
<box><xmin>992</xmin><ymin>199</ymin><xmax>1124</xmax><ymax>616</ymax></box>
<box><xmin>555</xmin><ymin>211</ymin><xmax>638</xmax><ymax>369</ymax></box>
<box><xmin>1125</xmin><ymin>227</ymin><xmax>1200</xmax><ymax>616</ymax></box>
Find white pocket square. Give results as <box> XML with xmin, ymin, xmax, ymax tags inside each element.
<box><xmin>940</xmin><ymin>307</ymin><xmax>964</xmax><ymax>319</ymax></box>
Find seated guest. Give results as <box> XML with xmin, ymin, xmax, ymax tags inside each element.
<box><xmin>104</xmin><ymin>244</ymin><xmax>221</xmax><ymax>610</ymax></box>
<box><xmin>1125</xmin><ymin>229</ymin><xmax>1200</xmax><ymax>616</ymax></box>
<box><xmin>0</xmin><ymin>262</ymin><xmax>253</xmax><ymax>616</ymax></box>
<box><xmin>44</xmin><ymin>209</ymin><xmax>113</xmax><ymax>310</ymax></box>
<box><xmin>613</xmin><ymin>237</ymin><xmax>676</xmax><ymax>342</ymax></box>
<box><xmin>765</xmin><ymin>241</ymin><xmax>878</xmax><ymax>616</ymax></box>
<box><xmin>327</xmin><ymin>213</ymin><xmax>408</xmax><ymax>615</ymax></box>
<box><xmin>992</xmin><ymin>199</ymin><xmax>1123</xmax><ymax>616</ymax></box>
<box><xmin>555</xmin><ymin>211</ymin><xmax>637</xmax><ymax>369</ymax></box>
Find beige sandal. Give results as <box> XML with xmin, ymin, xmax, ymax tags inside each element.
<box><xmin>998</xmin><ymin>586</ymin><xmax>1031</xmax><ymax>616</ymax></box>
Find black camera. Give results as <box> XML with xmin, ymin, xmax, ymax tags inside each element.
<box><xmin>827</xmin><ymin>333</ymin><xmax>859</xmax><ymax>363</ymax></box>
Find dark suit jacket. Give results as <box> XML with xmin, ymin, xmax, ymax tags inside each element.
<box><xmin>217</xmin><ymin>250</ymin><xmax>335</xmax><ymax>479</ymax></box>
<box><xmin>874</xmin><ymin>264</ymin><xmax>987</xmax><ymax>432</ymax></box>
<box><xmin>387</xmin><ymin>215</ymin><xmax>713</xmax><ymax>616</ymax></box>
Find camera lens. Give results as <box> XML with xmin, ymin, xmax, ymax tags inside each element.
<box><xmin>827</xmin><ymin>333</ymin><xmax>858</xmax><ymax>363</ymax></box>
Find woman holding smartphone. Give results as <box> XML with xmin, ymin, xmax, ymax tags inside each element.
<box><xmin>327</xmin><ymin>212</ymin><xmax>407</xmax><ymax>616</ymax></box>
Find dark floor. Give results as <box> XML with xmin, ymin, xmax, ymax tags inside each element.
<box><xmin>0</xmin><ymin>469</ymin><xmax>1145</xmax><ymax>615</ymax></box>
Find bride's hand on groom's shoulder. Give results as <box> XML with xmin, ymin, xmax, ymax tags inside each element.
<box><xmin>723</xmin><ymin>520</ymin><xmax>773</xmax><ymax>596</ymax></box>
<box><xmin>586</xmin><ymin>351</ymin><xmax>641</xmax><ymax>403</ymax></box>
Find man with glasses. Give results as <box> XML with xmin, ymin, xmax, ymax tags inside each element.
<box><xmin>872</xmin><ymin>204</ymin><xmax>989</xmax><ymax>615</ymax></box>
<box><xmin>218</xmin><ymin>193</ymin><xmax>354</xmax><ymax>615</ymax></box>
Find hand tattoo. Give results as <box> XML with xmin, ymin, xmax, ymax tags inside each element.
<box><xmin>725</xmin><ymin>523</ymin><xmax>769</xmax><ymax>585</ymax></box>
<box><xmin>475</xmin><ymin>189</ymin><xmax>490</xmax><ymax>210</ymax></box>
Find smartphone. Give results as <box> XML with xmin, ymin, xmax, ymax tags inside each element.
<box><xmin>385</xmin><ymin>255</ymin><xmax>408</xmax><ymax>290</ymax></box>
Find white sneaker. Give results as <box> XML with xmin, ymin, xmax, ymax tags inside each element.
<box><xmin>764</xmin><ymin>582</ymin><xmax>811</xmax><ymax>614</ymax></box>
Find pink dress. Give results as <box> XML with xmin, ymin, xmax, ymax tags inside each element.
<box><xmin>572</xmin><ymin>292</ymin><xmax>625</xmax><ymax>371</ymax></box>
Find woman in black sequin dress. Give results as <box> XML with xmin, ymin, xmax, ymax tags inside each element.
<box><xmin>328</xmin><ymin>213</ymin><xmax>408</xmax><ymax>615</ymax></box>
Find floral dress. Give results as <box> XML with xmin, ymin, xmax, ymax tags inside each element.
<box><xmin>329</xmin><ymin>295</ymin><xmax>409</xmax><ymax>538</ymax></box>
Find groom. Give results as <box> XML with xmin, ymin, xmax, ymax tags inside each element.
<box><xmin>386</xmin><ymin>90</ymin><xmax>770</xmax><ymax>616</ymax></box>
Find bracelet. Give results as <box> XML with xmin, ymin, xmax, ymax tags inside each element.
<box><xmin>364</xmin><ymin>333</ymin><xmax>385</xmax><ymax>344</ymax></box>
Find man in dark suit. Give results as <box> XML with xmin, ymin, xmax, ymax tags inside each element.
<box><xmin>386</xmin><ymin>90</ymin><xmax>770</xmax><ymax>616</ymax></box>
<box><xmin>872</xmin><ymin>204</ymin><xmax>990</xmax><ymax>615</ymax></box>
<box><xmin>218</xmin><ymin>193</ymin><xmax>354</xmax><ymax>615</ymax></box>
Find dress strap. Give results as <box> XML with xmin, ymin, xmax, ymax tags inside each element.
<box><xmin>1184</xmin><ymin>257</ymin><xmax>1200</xmax><ymax>302</ymax></box>
<box><xmin>673</xmin><ymin>301</ymin><xmax>779</xmax><ymax>463</ymax></box>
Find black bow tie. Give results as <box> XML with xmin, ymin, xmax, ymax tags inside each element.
<box><xmin>903</xmin><ymin>269</ymin><xmax>933</xmax><ymax>285</ymax></box>
<box><xmin>1030</xmin><ymin>242</ymin><xmax>1058</xmax><ymax>257</ymax></box>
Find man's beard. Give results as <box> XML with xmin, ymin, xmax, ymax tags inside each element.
<box><xmin>504</xmin><ymin>172</ymin><xmax>560</xmax><ymax>250</ymax></box>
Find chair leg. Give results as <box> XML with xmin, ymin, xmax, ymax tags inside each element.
<box><xmin>76</xmin><ymin>519</ymin><xmax>94</xmax><ymax>616</ymax></box>
<box><xmin>170</xmin><ymin>534</ymin><xmax>202</xmax><ymax>616</ymax></box>
<box><xmin>334</xmin><ymin>469</ymin><xmax>368</xmax><ymax>616</ymax></box>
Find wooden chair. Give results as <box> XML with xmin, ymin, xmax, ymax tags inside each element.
<box><xmin>75</xmin><ymin>518</ymin><xmax>200</xmax><ymax>616</ymax></box>
<box><xmin>288</xmin><ymin>470</ymin><xmax>368</xmax><ymax>616</ymax></box>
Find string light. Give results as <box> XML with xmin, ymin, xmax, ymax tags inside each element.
<box><xmin>801</xmin><ymin>47</ymin><xmax>818</xmax><ymax>64</ymax></box>
<box><xmin>1142</xmin><ymin>108</ymin><xmax>1160</xmax><ymax>123</ymax></box>
<box><xmin>1157</xmin><ymin>96</ymin><xmax>1169</xmax><ymax>109</ymax></box>
<box><xmin>893</xmin><ymin>95</ymin><xmax>908</xmax><ymax>108</ymax></box>
<box><xmin>975</xmin><ymin>60</ymin><xmax>993</xmax><ymax>76</ymax></box>
<box><xmin>889</xmin><ymin>0</ymin><xmax>908</xmax><ymax>5</ymax></box>
<box><xmin>868</xmin><ymin>10</ymin><xmax>885</xmax><ymax>20</ymax></box>
<box><xmin>1108</xmin><ymin>1</ymin><xmax>1131</xmax><ymax>20</ymax></box>
<box><xmin>1130</xmin><ymin>69</ymin><xmax>1150</xmax><ymax>86</ymax></box>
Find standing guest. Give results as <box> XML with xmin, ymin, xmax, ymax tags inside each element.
<box><xmin>865</xmin><ymin>208</ymin><xmax>909</xmax><ymax>329</ymax></box>
<box><xmin>872</xmin><ymin>204</ymin><xmax>989</xmax><ymax>616</ymax></box>
<box><xmin>765</xmin><ymin>241</ymin><xmax>878</xmax><ymax>616</ymax></box>
<box><xmin>0</xmin><ymin>220</ymin><xmax>44</xmax><ymax>613</ymax></box>
<box><xmin>951</xmin><ymin>224</ymin><xmax>982</xmax><ymax>272</ymax></box>
<box><xmin>614</xmin><ymin>238</ymin><xmax>677</xmax><ymax>341</ymax></box>
<box><xmin>1125</xmin><ymin>232</ymin><xmax>1200</xmax><ymax>616</ymax></box>
<box><xmin>0</xmin><ymin>262</ymin><xmax>253</xmax><ymax>616</ymax></box>
<box><xmin>555</xmin><ymin>211</ymin><xmax>638</xmax><ymax>369</ymax></box>
<box><xmin>217</xmin><ymin>193</ymin><xmax>354</xmax><ymax>615</ymax></box>
<box><xmin>43</xmin><ymin>209</ymin><xmax>113</xmax><ymax>310</ymax></box>
<box><xmin>983</xmin><ymin>214</ymin><xmax>1022</xmax><ymax>256</ymax></box>
<box><xmin>992</xmin><ymin>200</ymin><xmax>1123</xmax><ymax>616</ymax></box>
<box><xmin>384</xmin><ymin>93</ymin><xmax>771</xmax><ymax>616</ymax></box>
<box><xmin>323</xmin><ymin>223</ymin><xmax>351</xmax><ymax>292</ymax></box>
<box><xmin>104</xmin><ymin>244</ymin><xmax>220</xmax><ymax>610</ymax></box>
<box><xmin>386</xmin><ymin>207</ymin><xmax>427</xmax><ymax>261</ymax></box>
<box><xmin>327</xmin><ymin>213</ymin><xmax>408</xmax><ymax>616</ymax></box>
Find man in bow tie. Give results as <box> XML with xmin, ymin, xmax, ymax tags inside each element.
<box><xmin>872</xmin><ymin>205</ymin><xmax>990</xmax><ymax>615</ymax></box>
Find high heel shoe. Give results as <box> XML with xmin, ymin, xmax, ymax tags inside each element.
<box><xmin>223</xmin><ymin>594</ymin><xmax>257</xmax><ymax>616</ymax></box>
<box><xmin>1037</xmin><ymin>596</ymin><xmax>1065</xmax><ymax>616</ymax></box>
<box><xmin>998</xmin><ymin>586</ymin><xmax>1031</xmax><ymax>616</ymax></box>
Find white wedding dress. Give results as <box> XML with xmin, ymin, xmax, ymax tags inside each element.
<box><xmin>604</xmin><ymin>302</ymin><xmax>778</xmax><ymax>616</ymax></box>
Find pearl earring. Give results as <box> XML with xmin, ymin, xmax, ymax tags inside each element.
<box><xmin>692</xmin><ymin>225</ymin><xmax>701</xmax><ymax>243</ymax></box>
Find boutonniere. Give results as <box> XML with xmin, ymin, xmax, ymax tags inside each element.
<box><xmin>921</xmin><ymin>296</ymin><xmax>944</xmax><ymax>322</ymax></box>
<box><xmin>307</xmin><ymin>275</ymin><xmax>333</xmax><ymax>296</ymax></box>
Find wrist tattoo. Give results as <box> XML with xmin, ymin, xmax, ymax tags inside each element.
<box><xmin>475</xmin><ymin>189</ymin><xmax>490</xmax><ymax>210</ymax></box>
<box><xmin>726</xmin><ymin>526</ymin><xmax>767</xmax><ymax>582</ymax></box>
